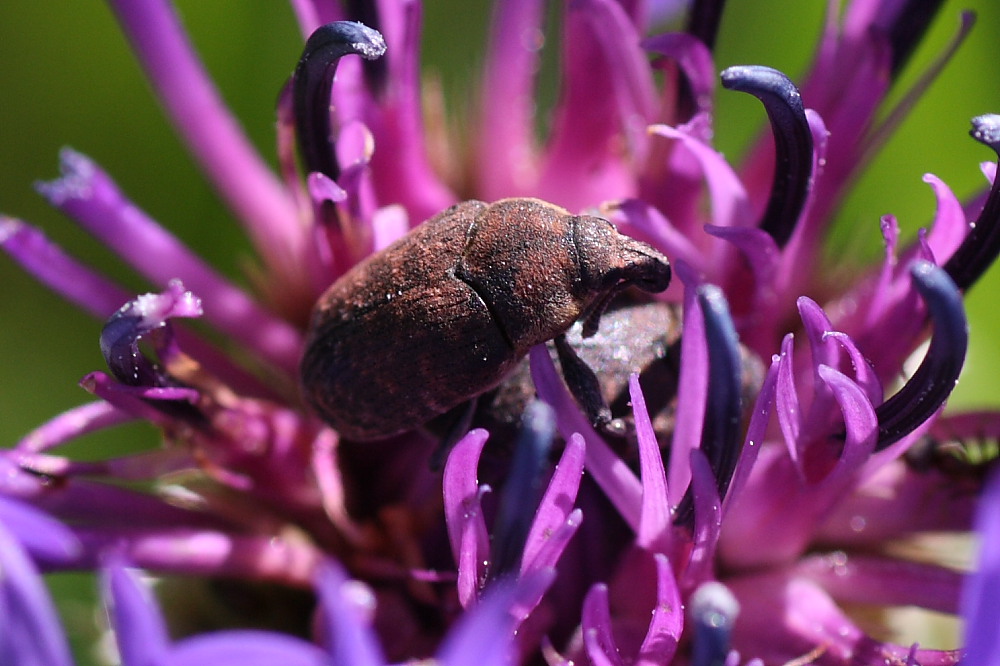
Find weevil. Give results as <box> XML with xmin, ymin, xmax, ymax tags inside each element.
<box><xmin>301</xmin><ymin>198</ymin><xmax>671</xmax><ymax>441</ymax></box>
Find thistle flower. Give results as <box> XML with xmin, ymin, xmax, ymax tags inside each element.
<box><xmin>2</xmin><ymin>1</ymin><xmax>1000</xmax><ymax>665</ymax></box>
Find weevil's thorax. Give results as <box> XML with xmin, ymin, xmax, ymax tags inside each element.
<box><xmin>457</xmin><ymin>198</ymin><xmax>590</xmax><ymax>352</ymax></box>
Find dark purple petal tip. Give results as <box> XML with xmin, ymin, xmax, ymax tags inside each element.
<box><xmin>875</xmin><ymin>261</ymin><xmax>968</xmax><ymax>449</ymax></box>
<box><xmin>686</xmin><ymin>0</ymin><xmax>727</xmax><ymax>51</ymax></box>
<box><xmin>940</xmin><ymin>114</ymin><xmax>1000</xmax><ymax>291</ymax></box>
<box><xmin>293</xmin><ymin>21</ymin><xmax>386</xmax><ymax>181</ymax></box>
<box><xmin>721</xmin><ymin>65</ymin><xmax>813</xmax><ymax>248</ymax></box>
<box><xmin>100</xmin><ymin>281</ymin><xmax>201</xmax><ymax>388</ymax></box>
<box><xmin>689</xmin><ymin>581</ymin><xmax>739</xmax><ymax>666</ymax></box>
<box><xmin>490</xmin><ymin>401</ymin><xmax>555</xmax><ymax>579</ymax></box>
<box><xmin>970</xmin><ymin>114</ymin><xmax>1000</xmax><ymax>151</ymax></box>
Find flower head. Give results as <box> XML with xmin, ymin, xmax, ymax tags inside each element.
<box><xmin>3</xmin><ymin>1</ymin><xmax>1000</xmax><ymax>665</ymax></box>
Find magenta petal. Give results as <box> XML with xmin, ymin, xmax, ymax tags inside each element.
<box><xmin>529</xmin><ymin>345</ymin><xmax>642</xmax><ymax>531</ymax></box>
<box><xmin>774</xmin><ymin>333</ymin><xmax>803</xmax><ymax>469</ymax></box>
<box><xmin>681</xmin><ymin>449</ymin><xmax>722</xmax><ymax>588</ymax></box>
<box><xmin>103</xmin><ymin>557</ymin><xmax>171</xmax><ymax>666</ymax></box>
<box><xmin>797</xmin><ymin>552</ymin><xmax>961</xmax><ymax>614</ymax></box>
<box><xmin>536</xmin><ymin>0</ymin><xmax>654</xmax><ymax>210</ymax></box>
<box><xmin>476</xmin><ymin>0</ymin><xmax>544</xmax><ymax>199</ymax></box>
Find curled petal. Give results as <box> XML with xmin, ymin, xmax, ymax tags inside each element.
<box><xmin>100</xmin><ymin>282</ymin><xmax>201</xmax><ymax>389</ymax></box>
<box><xmin>635</xmin><ymin>554</ymin><xmax>683</xmax><ymax>666</ymax></box>
<box><xmin>721</xmin><ymin>66</ymin><xmax>813</xmax><ymax>248</ymax></box>
<box><xmin>875</xmin><ymin>262</ymin><xmax>968</xmax><ymax>449</ymax></box>
<box><xmin>293</xmin><ymin>21</ymin><xmax>386</xmax><ymax>180</ymax></box>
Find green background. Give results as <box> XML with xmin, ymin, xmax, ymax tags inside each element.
<box><xmin>2</xmin><ymin>1</ymin><xmax>999</xmax><ymax>662</ymax></box>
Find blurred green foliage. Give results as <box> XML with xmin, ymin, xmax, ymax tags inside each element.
<box><xmin>2</xmin><ymin>2</ymin><xmax>999</xmax><ymax>663</ymax></box>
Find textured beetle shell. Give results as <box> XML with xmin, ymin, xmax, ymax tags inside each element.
<box><xmin>301</xmin><ymin>198</ymin><xmax>669</xmax><ymax>441</ymax></box>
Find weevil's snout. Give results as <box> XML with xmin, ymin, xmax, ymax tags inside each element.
<box><xmin>621</xmin><ymin>241</ymin><xmax>671</xmax><ymax>293</ymax></box>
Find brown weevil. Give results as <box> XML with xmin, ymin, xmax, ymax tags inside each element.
<box><xmin>301</xmin><ymin>198</ymin><xmax>671</xmax><ymax>441</ymax></box>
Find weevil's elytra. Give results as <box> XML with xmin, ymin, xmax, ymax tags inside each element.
<box><xmin>301</xmin><ymin>198</ymin><xmax>671</xmax><ymax>441</ymax></box>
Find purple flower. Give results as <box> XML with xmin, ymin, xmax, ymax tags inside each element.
<box><xmin>2</xmin><ymin>1</ymin><xmax>1000</xmax><ymax>665</ymax></box>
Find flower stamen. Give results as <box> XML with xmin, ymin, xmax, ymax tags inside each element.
<box><xmin>943</xmin><ymin>113</ymin><xmax>1000</xmax><ymax>291</ymax></box>
<box><xmin>875</xmin><ymin>261</ymin><xmax>968</xmax><ymax>449</ymax></box>
<box><xmin>293</xmin><ymin>21</ymin><xmax>386</xmax><ymax>180</ymax></box>
<box><xmin>721</xmin><ymin>66</ymin><xmax>813</xmax><ymax>249</ymax></box>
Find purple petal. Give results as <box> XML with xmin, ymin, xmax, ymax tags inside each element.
<box><xmin>0</xmin><ymin>521</ymin><xmax>74</xmax><ymax>666</ymax></box>
<box><xmin>817</xmin><ymin>365</ymin><xmax>877</xmax><ymax>487</ymax></box>
<box><xmin>103</xmin><ymin>557</ymin><xmax>171</xmax><ymax>666</ymax></box>
<box><xmin>522</xmin><ymin>434</ymin><xmax>585</xmax><ymax>573</ymax></box>
<box><xmin>314</xmin><ymin>561</ymin><xmax>385</xmax><ymax>666</ymax></box>
<box><xmin>0</xmin><ymin>497</ymin><xmax>80</xmax><ymax>566</ymax></box>
<box><xmin>166</xmin><ymin>632</ymin><xmax>330</xmax><ymax>666</ymax></box>
<box><xmin>436</xmin><ymin>581</ymin><xmax>520</xmax><ymax>666</ymax></box>
<box><xmin>774</xmin><ymin>334</ymin><xmax>803</xmax><ymax>470</ymax></box>
<box><xmin>723</xmin><ymin>355</ymin><xmax>779</xmax><ymax>514</ymax></box>
<box><xmin>921</xmin><ymin>173</ymin><xmax>969</xmax><ymax>263</ymax></box>
<box><xmin>442</xmin><ymin>428</ymin><xmax>492</xmax><ymax>607</ymax></box>
<box><xmin>681</xmin><ymin>449</ymin><xmax>722</xmax><ymax>587</ymax></box>
<box><xmin>632</xmin><ymin>375</ymin><xmax>671</xmax><ymax>551</ymax></box>
<box><xmin>581</xmin><ymin>584</ymin><xmax>626</xmax><ymax>666</ymax></box>
<box><xmin>642</xmin><ymin>33</ymin><xmax>716</xmax><ymax>129</ymax></box>
<box><xmin>37</xmin><ymin>150</ymin><xmax>303</xmax><ymax>374</ymax></box>
<box><xmin>962</xmin><ymin>469</ymin><xmax>1000</xmax><ymax>665</ymax></box>
<box><xmin>105</xmin><ymin>0</ymin><xmax>304</xmax><ymax>276</ymax></box>
<box><xmin>100</xmin><ymin>282</ymin><xmax>201</xmax><ymax>390</ymax></box>
<box><xmin>15</xmin><ymin>401</ymin><xmax>132</xmax><ymax>453</ymax></box>
<box><xmin>647</xmin><ymin>124</ymin><xmax>752</xmax><ymax>231</ymax></box>
<box><xmin>0</xmin><ymin>216</ymin><xmax>131</xmax><ymax>316</ymax></box>
<box><xmin>635</xmin><ymin>554</ymin><xmax>682</xmax><ymax>666</ymax></box>
<box><xmin>667</xmin><ymin>264</ymin><xmax>707</xmax><ymax>505</ymax></box>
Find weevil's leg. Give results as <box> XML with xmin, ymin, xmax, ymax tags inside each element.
<box><xmin>553</xmin><ymin>335</ymin><xmax>627</xmax><ymax>437</ymax></box>
<box><xmin>427</xmin><ymin>397</ymin><xmax>479</xmax><ymax>470</ymax></box>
